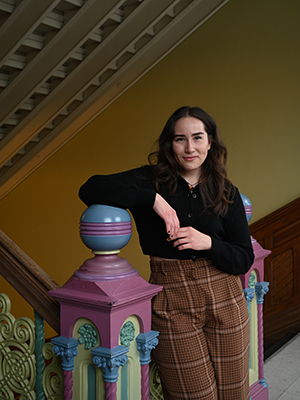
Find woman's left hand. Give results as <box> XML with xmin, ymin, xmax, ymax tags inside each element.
<box><xmin>168</xmin><ymin>227</ymin><xmax>212</xmax><ymax>251</ymax></box>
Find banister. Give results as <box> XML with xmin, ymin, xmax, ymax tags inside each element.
<box><xmin>0</xmin><ymin>228</ymin><xmax>60</xmax><ymax>334</ymax></box>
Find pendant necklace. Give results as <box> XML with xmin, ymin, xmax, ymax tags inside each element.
<box><xmin>187</xmin><ymin>180</ymin><xmax>200</xmax><ymax>191</ymax></box>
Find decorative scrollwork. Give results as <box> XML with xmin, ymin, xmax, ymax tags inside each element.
<box><xmin>0</xmin><ymin>293</ymin><xmax>36</xmax><ymax>399</ymax></box>
<box><xmin>0</xmin><ymin>293</ymin><xmax>14</xmax><ymax>341</ymax></box>
<box><xmin>42</xmin><ymin>342</ymin><xmax>64</xmax><ymax>400</ymax></box>
<box><xmin>149</xmin><ymin>360</ymin><xmax>164</xmax><ymax>400</ymax></box>
<box><xmin>14</xmin><ymin>317</ymin><xmax>35</xmax><ymax>352</ymax></box>
<box><xmin>0</xmin><ymin>292</ymin><xmax>11</xmax><ymax>314</ymax></box>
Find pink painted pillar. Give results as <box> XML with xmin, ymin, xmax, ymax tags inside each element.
<box><xmin>51</xmin><ymin>336</ymin><xmax>78</xmax><ymax>400</ymax></box>
<box><xmin>240</xmin><ymin>194</ymin><xmax>270</xmax><ymax>400</ymax></box>
<box><xmin>105</xmin><ymin>382</ymin><xmax>117</xmax><ymax>400</ymax></box>
<box><xmin>141</xmin><ymin>365</ymin><xmax>150</xmax><ymax>400</ymax></box>
<box><xmin>240</xmin><ymin>238</ymin><xmax>270</xmax><ymax>400</ymax></box>
<box><xmin>136</xmin><ymin>331</ymin><xmax>159</xmax><ymax>400</ymax></box>
<box><xmin>63</xmin><ymin>371</ymin><xmax>74</xmax><ymax>400</ymax></box>
<box><xmin>255</xmin><ymin>282</ymin><xmax>270</xmax><ymax>386</ymax></box>
<box><xmin>49</xmin><ymin>205</ymin><xmax>162</xmax><ymax>399</ymax></box>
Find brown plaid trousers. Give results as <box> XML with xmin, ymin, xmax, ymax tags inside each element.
<box><xmin>150</xmin><ymin>258</ymin><xmax>250</xmax><ymax>400</ymax></box>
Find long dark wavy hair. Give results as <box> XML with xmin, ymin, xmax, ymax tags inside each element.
<box><xmin>148</xmin><ymin>106</ymin><xmax>233</xmax><ymax>217</ymax></box>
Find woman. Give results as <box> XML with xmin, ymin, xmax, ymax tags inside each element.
<box><xmin>79</xmin><ymin>106</ymin><xmax>254</xmax><ymax>399</ymax></box>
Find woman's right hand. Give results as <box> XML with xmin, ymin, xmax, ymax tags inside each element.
<box><xmin>153</xmin><ymin>194</ymin><xmax>180</xmax><ymax>238</ymax></box>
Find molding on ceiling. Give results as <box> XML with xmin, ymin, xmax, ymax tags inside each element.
<box><xmin>0</xmin><ymin>0</ymin><xmax>229</xmax><ymax>199</ymax></box>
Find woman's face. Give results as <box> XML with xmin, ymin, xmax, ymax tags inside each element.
<box><xmin>172</xmin><ymin>116</ymin><xmax>211</xmax><ymax>179</ymax></box>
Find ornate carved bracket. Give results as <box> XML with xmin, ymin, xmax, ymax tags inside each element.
<box><xmin>255</xmin><ymin>282</ymin><xmax>270</xmax><ymax>304</ymax></box>
<box><xmin>91</xmin><ymin>345</ymin><xmax>129</xmax><ymax>383</ymax></box>
<box><xmin>51</xmin><ymin>336</ymin><xmax>79</xmax><ymax>371</ymax></box>
<box><xmin>136</xmin><ymin>330</ymin><xmax>159</xmax><ymax>366</ymax></box>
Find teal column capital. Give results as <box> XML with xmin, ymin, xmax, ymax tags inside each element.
<box><xmin>91</xmin><ymin>345</ymin><xmax>129</xmax><ymax>383</ymax></box>
<box><xmin>51</xmin><ymin>336</ymin><xmax>79</xmax><ymax>371</ymax></box>
<box><xmin>255</xmin><ymin>282</ymin><xmax>269</xmax><ymax>304</ymax></box>
<box><xmin>243</xmin><ymin>287</ymin><xmax>255</xmax><ymax>303</ymax></box>
<box><xmin>136</xmin><ymin>330</ymin><xmax>159</xmax><ymax>365</ymax></box>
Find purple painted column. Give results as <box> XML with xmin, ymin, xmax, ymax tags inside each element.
<box><xmin>136</xmin><ymin>331</ymin><xmax>159</xmax><ymax>400</ymax></box>
<box><xmin>63</xmin><ymin>371</ymin><xmax>73</xmax><ymax>400</ymax></box>
<box><xmin>105</xmin><ymin>382</ymin><xmax>117</xmax><ymax>400</ymax></box>
<box><xmin>256</xmin><ymin>282</ymin><xmax>269</xmax><ymax>387</ymax></box>
<box><xmin>51</xmin><ymin>337</ymin><xmax>78</xmax><ymax>400</ymax></box>
<box><xmin>140</xmin><ymin>365</ymin><xmax>150</xmax><ymax>400</ymax></box>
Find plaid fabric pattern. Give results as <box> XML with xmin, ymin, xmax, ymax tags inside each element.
<box><xmin>150</xmin><ymin>258</ymin><xmax>250</xmax><ymax>400</ymax></box>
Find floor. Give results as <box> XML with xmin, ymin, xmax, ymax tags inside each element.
<box><xmin>264</xmin><ymin>333</ymin><xmax>300</xmax><ymax>399</ymax></box>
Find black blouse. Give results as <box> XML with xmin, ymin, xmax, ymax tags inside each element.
<box><xmin>79</xmin><ymin>166</ymin><xmax>254</xmax><ymax>275</ymax></box>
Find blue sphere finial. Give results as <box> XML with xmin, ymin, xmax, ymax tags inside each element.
<box><xmin>79</xmin><ymin>204</ymin><xmax>132</xmax><ymax>253</ymax></box>
<box><xmin>240</xmin><ymin>193</ymin><xmax>252</xmax><ymax>223</ymax></box>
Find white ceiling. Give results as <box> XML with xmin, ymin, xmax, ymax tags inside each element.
<box><xmin>0</xmin><ymin>0</ymin><xmax>229</xmax><ymax>199</ymax></box>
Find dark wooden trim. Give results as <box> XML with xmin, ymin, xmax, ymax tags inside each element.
<box><xmin>250</xmin><ymin>197</ymin><xmax>300</xmax><ymax>346</ymax></box>
<box><xmin>250</xmin><ymin>197</ymin><xmax>300</xmax><ymax>236</ymax></box>
<box><xmin>0</xmin><ymin>229</ymin><xmax>60</xmax><ymax>334</ymax></box>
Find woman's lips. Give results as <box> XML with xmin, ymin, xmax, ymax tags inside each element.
<box><xmin>183</xmin><ymin>156</ymin><xmax>197</xmax><ymax>161</ymax></box>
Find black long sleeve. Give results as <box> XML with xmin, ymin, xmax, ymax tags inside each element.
<box><xmin>79</xmin><ymin>167</ymin><xmax>156</xmax><ymax>209</ymax></box>
<box><xmin>79</xmin><ymin>166</ymin><xmax>254</xmax><ymax>275</ymax></box>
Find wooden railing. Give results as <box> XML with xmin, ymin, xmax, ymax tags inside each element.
<box><xmin>0</xmin><ymin>229</ymin><xmax>60</xmax><ymax>334</ymax></box>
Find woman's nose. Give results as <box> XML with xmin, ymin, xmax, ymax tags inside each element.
<box><xmin>186</xmin><ymin>140</ymin><xmax>194</xmax><ymax>152</ymax></box>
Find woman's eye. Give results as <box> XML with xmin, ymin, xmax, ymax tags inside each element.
<box><xmin>174</xmin><ymin>137</ymin><xmax>184</xmax><ymax>142</ymax></box>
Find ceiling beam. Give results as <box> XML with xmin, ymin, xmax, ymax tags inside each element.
<box><xmin>0</xmin><ymin>0</ymin><xmax>124</xmax><ymax>125</ymax></box>
<box><xmin>0</xmin><ymin>0</ymin><xmax>177</xmax><ymax>166</ymax></box>
<box><xmin>0</xmin><ymin>0</ymin><xmax>61</xmax><ymax>68</ymax></box>
<box><xmin>0</xmin><ymin>0</ymin><xmax>230</xmax><ymax>200</ymax></box>
<box><xmin>0</xmin><ymin>0</ymin><xmax>230</xmax><ymax>199</ymax></box>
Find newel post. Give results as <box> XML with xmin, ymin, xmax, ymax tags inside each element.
<box><xmin>239</xmin><ymin>194</ymin><xmax>270</xmax><ymax>400</ymax></box>
<box><xmin>49</xmin><ymin>205</ymin><xmax>162</xmax><ymax>400</ymax></box>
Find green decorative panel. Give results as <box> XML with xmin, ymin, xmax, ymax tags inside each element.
<box><xmin>0</xmin><ymin>293</ymin><xmax>36</xmax><ymax>399</ymax></box>
<box><xmin>249</xmin><ymin>272</ymin><xmax>256</xmax><ymax>289</ymax></box>
<box><xmin>73</xmin><ymin>318</ymin><xmax>104</xmax><ymax>400</ymax></box>
<box><xmin>118</xmin><ymin>315</ymin><xmax>141</xmax><ymax>400</ymax></box>
<box><xmin>78</xmin><ymin>323</ymin><xmax>98</xmax><ymax>350</ymax></box>
<box><xmin>42</xmin><ymin>342</ymin><xmax>64</xmax><ymax>399</ymax></box>
<box><xmin>120</xmin><ymin>321</ymin><xmax>135</xmax><ymax>347</ymax></box>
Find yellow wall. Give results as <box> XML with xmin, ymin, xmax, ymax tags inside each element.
<box><xmin>1</xmin><ymin>0</ymin><xmax>300</xmax><ymax>337</ymax></box>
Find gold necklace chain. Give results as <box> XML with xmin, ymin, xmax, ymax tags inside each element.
<box><xmin>187</xmin><ymin>180</ymin><xmax>200</xmax><ymax>187</ymax></box>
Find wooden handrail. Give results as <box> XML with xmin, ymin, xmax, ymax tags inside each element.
<box><xmin>0</xmin><ymin>229</ymin><xmax>60</xmax><ymax>334</ymax></box>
